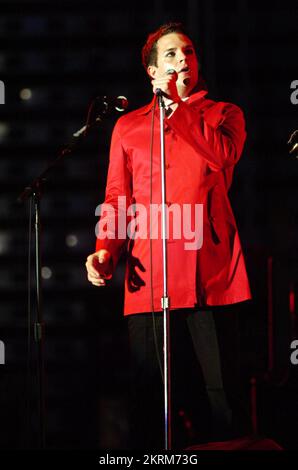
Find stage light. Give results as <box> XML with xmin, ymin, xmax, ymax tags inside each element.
<box><xmin>66</xmin><ymin>234</ymin><xmax>78</xmax><ymax>247</ymax></box>
<box><xmin>0</xmin><ymin>122</ymin><xmax>9</xmax><ymax>142</ymax></box>
<box><xmin>42</xmin><ymin>266</ymin><xmax>52</xmax><ymax>279</ymax></box>
<box><xmin>20</xmin><ymin>88</ymin><xmax>32</xmax><ymax>100</ymax></box>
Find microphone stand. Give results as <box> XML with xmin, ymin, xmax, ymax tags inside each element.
<box><xmin>156</xmin><ymin>90</ymin><xmax>172</xmax><ymax>450</ymax></box>
<box><xmin>17</xmin><ymin>104</ymin><xmax>121</xmax><ymax>449</ymax></box>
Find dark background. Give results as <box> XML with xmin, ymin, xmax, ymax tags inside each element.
<box><xmin>0</xmin><ymin>0</ymin><xmax>297</xmax><ymax>450</ymax></box>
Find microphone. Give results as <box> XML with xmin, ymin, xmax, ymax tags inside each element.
<box><xmin>71</xmin><ymin>95</ymin><xmax>128</xmax><ymax>140</ymax></box>
<box><xmin>96</xmin><ymin>95</ymin><xmax>129</xmax><ymax>113</ymax></box>
<box><xmin>155</xmin><ymin>69</ymin><xmax>178</xmax><ymax>96</ymax></box>
<box><xmin>166</xmin><ymin>68</ymin><xmax>178</xmax><ymax>79</ymax></box>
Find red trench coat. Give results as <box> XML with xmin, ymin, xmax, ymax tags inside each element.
<box><xmin>96</xmin><ymin>90</ymin><xmax>251</xmax><ymax>315</ymax></box>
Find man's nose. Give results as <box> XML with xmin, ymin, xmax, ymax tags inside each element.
<box><xmin>177</xmin><ymin>51</ymin><xmax>187</xmax><ymax>62</ymax></box>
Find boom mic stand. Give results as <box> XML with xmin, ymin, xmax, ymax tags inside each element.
<box><xmin>17</xmin><ymin>97</ymin><xmax>128</xmax><ymax>448</ymax></box>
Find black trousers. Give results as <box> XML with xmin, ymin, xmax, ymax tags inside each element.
<box><xmin>127</xmin><ymin>307</ymin><xmax>251</xmax><ymax>449</ymax></box>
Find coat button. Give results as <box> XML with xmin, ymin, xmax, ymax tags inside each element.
<box><xmin>165</xmin><ymin>163</ymin><xmax>170</xmax><ymax>169</ymax></box>
<box><xmin>209</xmin><ymin>215</ymin><xmax>215</xmax><ymax>223</ymax></box>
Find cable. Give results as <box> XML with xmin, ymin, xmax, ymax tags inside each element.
<box><xmin>149</xmin><ymin>95</ymin><xmax>164</xmax><ymax>382</ymax></box>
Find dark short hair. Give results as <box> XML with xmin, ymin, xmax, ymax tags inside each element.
<box><xmin>141</xmin><ymin>22</ymin><xmax>189</xmax><ymax>70</ymax></box>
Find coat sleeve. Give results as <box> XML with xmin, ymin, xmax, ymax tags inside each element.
<box><xmin>166</xmin><ymin>100</ymin><xmax>246</xmax><ymax>171</ymax></box>
<box><xmin>95</xmin><ymin>118</ymin><xmax>132</xmax><ymax>270</ymax></box>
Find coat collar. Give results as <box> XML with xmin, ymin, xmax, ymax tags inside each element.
<box><xmin>136</xmin><ymin>89</ymin><xmax>208</xmax><ymax>116</ymax></box>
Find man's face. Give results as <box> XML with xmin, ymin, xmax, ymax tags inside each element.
<box><xmin>148</xmin><ymin>32</ymin><xmax>199</xmax><ymax>95</ymax></box>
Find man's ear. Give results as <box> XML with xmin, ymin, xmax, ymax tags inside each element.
<box><xmin>147</xmin><ymin>65</ymin><xmax>157</xmax><ymax>79</ymax></box>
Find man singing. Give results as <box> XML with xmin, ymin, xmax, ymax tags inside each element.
<box><xmin>86</xmin><ymin>22</ymin><xmax>251</xmax><ymax>449</ymax></box>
